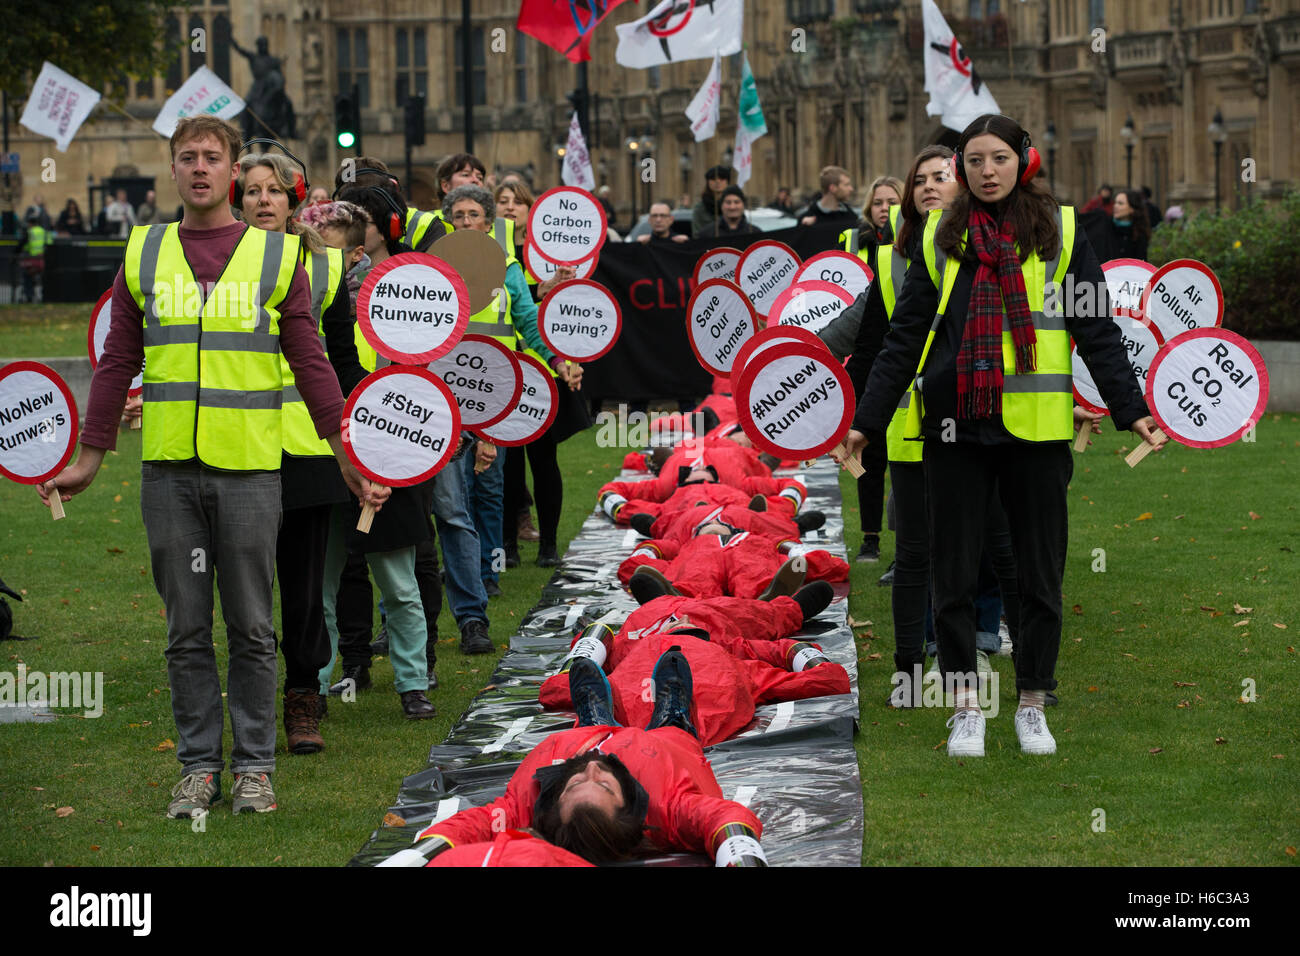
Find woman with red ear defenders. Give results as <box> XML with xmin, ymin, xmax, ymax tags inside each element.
<box><xmin>840</xmin><ymin>114</ymin><xmax>1166</xmax><ymax>759</ymax></box>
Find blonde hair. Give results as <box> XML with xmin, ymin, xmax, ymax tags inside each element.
<box><xmin>863</xmin><ymin>175</ymin><xmax>905</xmax><ymax>219</ymax></box>
<box><xmin>237</xmin><ymin>153</ymin><xmax>325</xmax><ymax>254</ymax></box>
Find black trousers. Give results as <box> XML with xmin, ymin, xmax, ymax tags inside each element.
<box><xmin>503</xmin><ymin>428</ymin><xmax>563</xmax><ymax>547</ymax></box>
<box><xmin>335</xmin><ymin>551</ymin><xmax>374</xmax><ymax>671</ymax></box>
<box><xmin>888</xmin><ymin>461</ymin><xmax>928</xmax><ymax>669</ymax></box>
<box><xmin>856</xmin><ymin>438</ymin><xmax>888</xmax><ymax>535</ymax></box>
<box><xmin>275</xmin><ymin>504</ymin><xmax>333</xmax><ymax>693</ymax></box>
<box><xmin>924</xmin><ymin>440</ymin><xmax>1071</xmax><ymax>691</ymax></box>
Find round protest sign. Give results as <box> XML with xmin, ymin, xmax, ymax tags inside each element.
<box><xmin>1102</xmin><ymin>258</ymin><xmax>1156</xmax><ymax>320</ymax></box>
<box><xmin>527</xmin><ymin>187</ymin><xmax>608</xmax><ymax>266</ymax></box>
<box><xmin>793</xmin><ymin>251</ymin><xmax>874</xmax><ymax>303</ymax></box>
<box><xmin>427</xmin><ymin>228</ymin><xmax>507</xmax><ymax>314</ymax></box>
<box><xmin>427</xmin><ymin>334</ymin><xmax>522</xmax><ymax>430</ymax></box>
<box><xmin>0</xmin><ymin>361</ymin><xmax>80</xmax><ymax>519</ymax></box>
<box><xmin>1071</xmin><ymin>345</ymin><xmax>1110</xmax><ymax>417</ymax></box>
<box><xmin>692</xmin><ymin>247</ymin><xmax>742</xmax><ymax>287</ymax></box>
<box><xmin>1145</xmin><ymin>328</ymin><xmax>1268</xmax><ymax>450</ymax></box>
<box><xmin>524</xmin><ymin>241</ymin><xmax>596</xmax><ymax>284</ymax></box>
<box><xmin>537</xmin><ymin>279</ymin><xmax>622</xmax><ymax>362</ymax></box>
<box><xmin>477</xmin><ymin>352</ymin><xmax>559</xmax><ymax>447</ymax></box>
<box><xmin>734</xmin><ymin>240</ymin><xmax>801</xmax><ymax>318</ymax></box>
<box><xmin>87</xmin><ymin>288</ymin><xmax>142</xmax><ymax>396</ymax></box>
<box><xmin>687</xmin><ymin>278</ymin><xmax>757</xmax><ymax>377</ymax></box>
<box><xmin>731</xmin><ymin>325</ymin><xmax>829</xmax><ymax>380</ymax></box>
<box><xmin>1139</xmin><ymin>258</ymin><xmax>1223</xmax><ymax>345</ymax></box>
<box><xmin>356</xmin><ymin>253</ymin><xmax>470</xmax><ymax>365</ymax></box>
<box><xmin>733</xmin><ymin>342</ymin><xmax>854</xmax><ymax>462</ymax></box>
<box><xmin>769</xmin><ymin>280</ymin><xmax>856</xmax><ymax>335</ymax></box>
<box><xmin>342</xmin><ymin>365</ymin><xmax>460</xmax><ymax>487</ymax></box>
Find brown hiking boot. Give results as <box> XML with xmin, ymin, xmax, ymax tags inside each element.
<box><xmin>284</xmin><ymin>688</ymin><xmax>324</xmax><ymax>754</ymax></box>
<box><xmin>517</xmin><ymin>510</ymin><xmax>541</xmax><ymax>541</ymax></box>
<box><xmin>758</xmin><ymin>556</ymin><xmax>807</xmax><ymax>601</ymax></box>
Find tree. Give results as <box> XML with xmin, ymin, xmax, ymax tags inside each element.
<box><xmin>0</xmin><ymin>0</ymin><xmax>182</xmax><ymax>100</ymax></box>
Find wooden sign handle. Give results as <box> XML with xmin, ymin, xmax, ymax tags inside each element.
<box><xmin>1125</xmin><ymin>427</ymin><xmax>1167</xmax><ymax>468</ymax></box>
<box><xmin>49</xmin><ymin>486</ymin><xmax>65</xmax><ymax>521</ymax></box>
<box><xmin>1073</xmin><ymin>420</ymin><xmax>1091</xmax><ymax>453</ymax></box>
<box><xmin>832</xmin><ymin>442</ymin><xmax>865</xmax><ymax>478</ymax></box>
<box><xmin>356</xmin><ymin>501</ymin><xmax>376</xmax><ymax>533</ymax></box>
<box><xmin>130</xmin><ymin>417</ymin><xmax>142</xmax><ymax>430</ymax></box>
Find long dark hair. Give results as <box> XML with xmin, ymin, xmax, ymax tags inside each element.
<box><xmin>937</xmin><ymin>114</ymin><xmax>1060</xmax><ymax>264</ymax></box>
<box><xmin>531</xmin><ymin>753</ymin><xmax>648</xmax><ymax>865</ymax></box>
<box><xmin>1111</xmin><ymin>187</ymin><xmax>1150</xmax><ymax>243</ymax></box>
<box><xmin>894</xmin><ymin>145</ymin><xmax>956</xmax><ymax>256</ymax></box>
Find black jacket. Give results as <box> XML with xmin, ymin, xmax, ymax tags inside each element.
<box><xmin>854</xmin><ymin>223</ymin><xmax>1149</xmax><ymax>446</ymax></box>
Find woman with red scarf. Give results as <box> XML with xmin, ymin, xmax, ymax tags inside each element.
<box><xmin>841</xmin><ymin>115</ymin><xmax>1165</xmax><ymax>759</ymax></box>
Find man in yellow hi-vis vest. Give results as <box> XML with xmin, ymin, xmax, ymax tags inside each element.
<box><xmin>39</xmin><ymin>116</ymin><xmax>388</xmax><ymax>820</ymax></box>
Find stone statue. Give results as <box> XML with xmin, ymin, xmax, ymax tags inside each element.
<box><xmin>231</xmin><ymin>35</ymin><xmax>298</xmax><ymax>141</ymax></box>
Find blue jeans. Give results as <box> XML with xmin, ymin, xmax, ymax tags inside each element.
<box><xmin>431</xmin><ymin>453</ymin><xmax>489</xmax><ymax>626</ymax></box>
<box><xmin>468</xmin><ymin>447</ymin><xmax>505</xmax><ymax>584</ymax></box>
<box><xmin>140</xmin><ymin>461</ymin><xmax>281</xmax><ymax>776</ymax></box>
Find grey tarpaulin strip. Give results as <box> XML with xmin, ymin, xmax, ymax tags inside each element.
<box><xmin>349</xmin><ymin>457</ymin><xmax>863</xmax><ymax>866</ymax></box>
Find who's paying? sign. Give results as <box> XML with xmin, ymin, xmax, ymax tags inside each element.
<box><xmin>538</xmin><ymin>279</ymin><xmax>622</xmax><ymax>362</ymax></box>
<box><xmin>356</xmin><ymin>253</ymin><xmax>470</xmax><ymax>364</ymax></box>
<box><xmin>733</xmin><ymin>342</ymin><xmax>854</xmax><ymax>462</ymax></box>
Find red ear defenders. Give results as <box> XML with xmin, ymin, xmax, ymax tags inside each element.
<box><xmin>333</xmin><ymin>167</ymin><xmax>405</xmax><ymax>241</ymax></box>
<box><xmin>230</xmin><ymin>138</ymin><xmax>309</xmax><ymax>207</ymax></box>
<box><xmin>953</xmin><ymin>132</ymin><xmax>1041</xmax><ymax>188</ymax></box>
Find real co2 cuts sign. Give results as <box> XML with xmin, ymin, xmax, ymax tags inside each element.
<box><xmin>538</xmin><ymin>279</ymin><xmax>622</xmax><ymax>362</ymax></box>
<box><xmin>0</xmin><ymin>361</ymin><xmax>79</xmax><ymax>519</ymax></box>
<box><xmin>733</xmin><ymin>341</ymin><xmax>854</xmax><ymax>462</ymax></box>
<box><xmin>527</xmin><ymin>186</ymin><xmax>608</xmax><ymax>266</ymax></box>
<box><xmin>477</xmin><ymin>352</ymin><xmax>559</xmax><ymax>446</ymax></box>
<box><xmin>692</xmin><ymin>247</ymin><xmax>741</xmax><ymax>286</ymax></box>
<box><xmin>87</xmin><ymin>289</ymin><xmax>143</xmax><ymax>396</ymax></box>
<box><xmin>356</xmin><ymin>253</ymin><xmax>470</xmax><ymax>364</ymax></box>
<box><xmin>1146</xmin><ymin>328</ymin><xmax>1268</xmax><ymax>449</ymax></box>
<box><xmin>793</xmin><ymin>251</ymin><xmax>874</xmax><ymax>302</ymax></box>
<box><xmin>342</xmin><ymin>366</ymin><xmax>461</xmax><ymax>487</ymax></box>
<box><xmin>769</xmin><ymin>280</ymin><xmax>855</xmax><ymax>335</ymax></box>
<box><xmin>731</xmin><ymin>325</ymin><xmax>829</xmax><ymax>381</ymax></box>
<box><xmin>1139</xmin><ymin>258</ymin><xmax>1223</xmax><ymax>345</ymax></box>
<box><xmin>427</xmin><ymin>334</ymin><xmax>522</xmax><ymax>430</ymax></box>
<box><xmin>734</xmin><ymin>240</ymin><xmax>801</xmax><ymax>318</ymax></box>
<box><xmin>687</xmin><ymin>278</ymin><xmax>757</xmax><ymax>377</ymax></box>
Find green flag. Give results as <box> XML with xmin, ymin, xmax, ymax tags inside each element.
<box><xmin>737</xmin><ymin>52</ymin><xmax>767</xmax><ymax>138</ymax></box>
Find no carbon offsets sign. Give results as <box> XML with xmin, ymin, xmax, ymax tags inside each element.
<box><xmin>527</xmin><ymin>187</ymin><xmax>608</xmax><ymax>266</ymax></box>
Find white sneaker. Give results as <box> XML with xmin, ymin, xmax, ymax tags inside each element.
<box><xmin>945</xmin><ymin>709</ymin><xmax>986</xmax><ymax>757</ymax></box>
<box><xmin>1015</xmin><ymin>706</ymin><xmax>1057</xmax><ymax>755</ymax></box>
<box><xmin>997</xmin><ymin>620</ymin><xmax>1013</xmax><ymax>656</ymax></box>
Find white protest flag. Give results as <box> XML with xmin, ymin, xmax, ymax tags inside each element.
<box><xmin>615</xmin><ymin>0</ymin><xmax>743</xmax><ymax>69</ymax></box>
<box><xmin>152</xmin><ymin>66</ymin><xmax>245</xmax><ymax>138</ymax></box>
<box><xmin>561</xmin><ymin>112</ymin><xmax>596</xmax><ymax>190</ymax></box>
<box><xmin>732</xmin><ymin>51</ymin><xmax>766</xmax><ymax>187</ymax></box>
<box><xmin>921</xmin><ymin>0</ymin><xmax>1001</xmax><ymax>133</ymax></box>
<box><xmin>684</xmin><ymin>51</ymin><xmax>722</xmax><ymax>143</ymax></box>
<box><xmin>733</xmin><ymin>125</ymin><xmax>756</xmax><ymax>188</ymax></box>
<box><xmin>19</xmin><ymin>62</ymin><xmax>101</xmax><ymax>153</ymax></box>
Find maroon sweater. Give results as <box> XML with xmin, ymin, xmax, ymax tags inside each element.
<box><xmin>82</xmin><ymin>221</ymin><xmax>346</xmax><ymax>453</ymax></box>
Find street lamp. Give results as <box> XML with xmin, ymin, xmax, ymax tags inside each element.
<box><xmin>555</xmin><ymin>144</ymin><xmax>566</xmax><ymax>183</ymax></box>
<box><xmin>1043</xmin><ymin>122</ymin><xmax>1057</xmax><ymax>196</ymax></box>
<box><xmin>722</xmin><ymin>145</ymin><xmax>734</xmax><ymax>169</ymax></box>
<box><xmin>1208</xmin><ymin>108</ymin><xmax>1227</xmax><ymax>214</ymax></box>
<box><xmin>1120</xmin><ymin>115</ymin><xmax>1136</xmax><ymax>187</ymax></box>
<box><xmin>626</xmin><ymin>136</ymin><xmax>640</xmax><ymax>223</ymax></box>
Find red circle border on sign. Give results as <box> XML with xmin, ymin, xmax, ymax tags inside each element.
<box><xmin>356</xmin><ymin>252</ymin><xmax>471</xmax><ymax>365</ymax></box>
<box><xmin>431</xmin><ymin>333</ymin><xmax>524</xmax><ymax>431</ymax></box>
<box><xmin>733</xmin><ymin>341</ymin><xmax>854</xmax><ymax>461</ymax></box>
<box><xmin>730</xmin><ymin>325</ymin><xmax>829</xmax><ymax>383</ymax></box>
<box><xmin>537</xmin><ymin>278</ymin><xmax>623</xmax><ymax>362</ymax></box>
<box><xmin>1138</xmin><ymin>257</ymin><xmax>1224</xmax><ymax>335</ymax></box>
<box><xmin>691</xmin><ymin>246</ymin><xmax>742</xmax><ymax>288</ymax></box>
<box><xmin>1144</xmin><ymin>327</ymin><xmax>1269</xmax><ymax>450</ymax></box>
<box><xmin>794</xmin><ymin>250</ymin><xmax>875</xmax><ymax>290</ymax></box>
<box><xmin>1070</xmin><ymin>343</ymin><xmax>1111</xmax><ymax>417</ymax></box>
<box><xmin>526</xmin><ymin>187</ymin><xmax>609</xmax><ymax>267</ymax></box>
<box><xmin>340</xmin><ymin>365</ymin><xmax>462</xmax><ymax>487</ymax></box>
<box><xmin>686</xmin><ymin>278</ymin><xmax>757</xmax><ymax>378</ymax></box>
<box><xmin>476</xmin><ymin>351</ymin><xmax>560</xmax><ymax>447</ymax></box>
<box><xmin>768</xmin><ymin>279</ymin><xmax>856</xmax><ymax>330</ymax></box>
<box><xmin>0</xmin><ymin>360</ymin><xmax>80</xmax><ymax>486</ymax></box>
<box><xmin>733</xmin><ymin>239</ymin><xmax>802</xmax><ymax>317</ymax></box>
<box><xmin>87</xmin><ymin>288</ymin><xmax>143</xmax><ymax>397</ymax></box>
<box><xmin>523</xmin><ymin>240</ymin><xmax>598</xmax><ymax>284</ymax></box>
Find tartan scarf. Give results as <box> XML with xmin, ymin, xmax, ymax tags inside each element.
<box><xmin>957</xmin><ymin>207</ymin><xmax>1037</xmax><ymax>418</ymax></box>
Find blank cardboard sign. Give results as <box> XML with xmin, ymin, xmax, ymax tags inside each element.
<box><xmin>428</xmin><ymin>228</ymin><xmax>508</xmax><ymax>315</ymax></box>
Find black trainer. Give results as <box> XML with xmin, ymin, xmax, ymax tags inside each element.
<box><xmin>877</xmin><ymin>559</ymin><xmax>896</xmax><ymax>587</ymax></box>
<box><xmin>747</xmin><ymin>494</ymin><xmax>767</xmax><ymax>512</ymax></box>
<box><xmin>459</xmin><ymin>618</ymin><xmax>494</xmax><ymax>655</ymax></box>
<box><xmin>857</xmin><ymin>535</ymin><xmax>880</xmax><ymax>562</ymax></box>
<box><xmin>537</xmin><ymin>542</ymin><xmax>560</xmax><ymax>567</ymax></box>
<box><xmin>629</xmin><ymin>566</ymin><xmax>680</xmax><ymax>605</ymax></box>
<box><xmin>569</xmin><ymin>658</ymin><xmax>619</xmax><ymax>727</ymax></box>
<box><xmin>646</xmin><ymin>648</ymin><xmax>697</xmax><ymax>739</ymax></box>
<box><xmin>629</xmin><ymin>512</ymin><xmax>656</xmax><ymax>537</ymax></box>
<box><xmin>794</xmin><ymin>510</ymin><xmax>826</xmax><ymax>534</ymax></box>
<box><xmin>792</xmin><ymin>581</ymin><xmax>834</xmax><ymax>622</ymax></box>
<box><xmin>504</xmin><ymin>543</ymin><xmax>521</xmax><ymax>569</ymax></box>
<box><xmin>369</xmin><ymin>627</ymin><xmax>389</xmax><ymax>657</ymax></box>
<box><xmin>484</xmin><ymin>579</ymin><xmax>502</xmax><ymax>598</ymax></box>
<box><xmin>329</xmin><ymin>664</ymin><xmax>370</xmax><ymax>696</ymax></box>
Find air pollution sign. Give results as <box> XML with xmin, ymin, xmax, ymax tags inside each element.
<box><xmin>0</xmin><ymin>361</ymin><xmax>79</xmax><ymax>520</ymax></box>
<box><xmin>356</xmin><ymin>253</ymin><xmax>470</xmax><ymax>364</ymax></box>
<box><xmin>1139</xmin><ymin>258</ymin><xmax>1223</xmax><ymax>345</ymax></box>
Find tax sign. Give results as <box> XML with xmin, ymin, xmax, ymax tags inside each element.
<box><xmin>356</xmin><ymin>252</ymin><xmax>470</xmax><ymax>364</ymax></box>
<box><xmin>687</xmin><ymin>278</ymin><xmax>757</xmax><ymax>377</ymax></box>
<box><xmin>527</xmin><ymin>186</ymin><xmax>608</xmax><ymax>266</ymax></box>
<box><xmin>733</xmin><ymin>342</ymin><xmax>853</xmax><ymax>461</ymax></box>
<box><xmin>342</xmin><ymin>366</ymin><xmax>460</xmax><ymax>487</ymax></box>
<box><xmin>427</xmin><ymin>334</ymin><xmax>522</xmax><ymax>430</ymax></box>
<box><xmin>1146</xmin><ymin>329</ymin><xmax>1268</xmax><ymax>449</ymax></box>
<box><xmin>692</xmin><ymin>247</ymin><xmax>741</xmax><ymax>286</ymax></box>
<box><xmin>538</xmin><ymin>279</ymin><xmax>622</xmax><ymax>362</ymax></box>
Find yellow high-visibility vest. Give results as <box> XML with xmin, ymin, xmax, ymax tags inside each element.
<box><xmin>281</xmin><ymin>246</ymin><xmax>344</xmax><ymax>457</ymax></box>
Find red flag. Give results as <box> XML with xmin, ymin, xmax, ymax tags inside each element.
<box><xmin>516</xmin><ymin>0</ymin><xmax>632</xmax><ymax>63</ymax></box>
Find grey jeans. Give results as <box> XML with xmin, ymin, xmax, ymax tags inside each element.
<box><xmin>141</xmin><ymin>461</ymin><xmax>282</xmax><ymax>776</ymax></box>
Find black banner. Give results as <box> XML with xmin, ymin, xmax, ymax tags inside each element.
<box><xmin>586</xmin><ymin>223</ymin><xmax>845</xmax><ymax>403</ymax></box>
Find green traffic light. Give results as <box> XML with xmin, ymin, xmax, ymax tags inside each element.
<box><xmin>337</xmin><ymin>131</ymin><xmax>356</xmax><ymax>149</ymax></box>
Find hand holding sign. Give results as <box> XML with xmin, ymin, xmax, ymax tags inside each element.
<box><xmin>732</xmin><ymin>342</ymin><xmax>862</xmax><ymax>477</ymax></box>
<box><xmin>0</xmin><ymin>362</ymin><xmax>79</xmax><ymax>520</ymax></box>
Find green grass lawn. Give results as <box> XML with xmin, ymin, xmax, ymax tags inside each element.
<box><xmin>0</xmin><ymin>304</ymin><xmax>97</xmax><ymax>358</ymax></box>
<box><xmin>0</xmin><ymin>306</ymin><xmax>1296</xmax><ymax>866</ymax></box>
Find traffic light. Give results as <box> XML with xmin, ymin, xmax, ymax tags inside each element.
<box><xmin>404</xmin><ymin>94</ymin><xmax>426</xmax><ymax>147</ymax></box>
<box><xmin>335</xmin><ymin>92</ymin><xmax>359</xmax><ymax>150</ymax></box>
